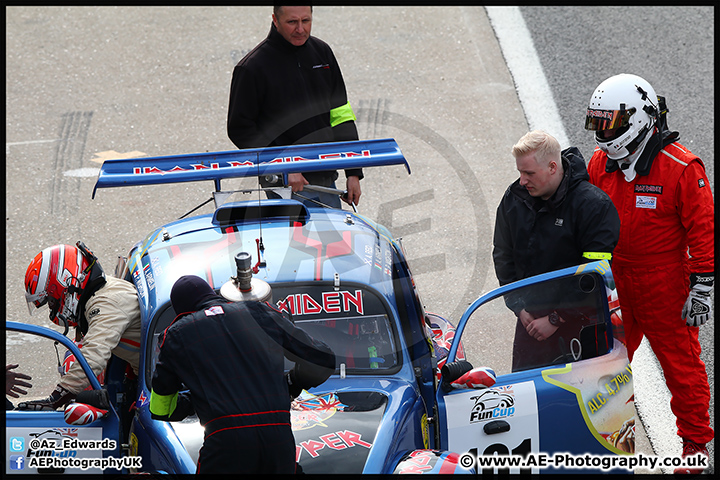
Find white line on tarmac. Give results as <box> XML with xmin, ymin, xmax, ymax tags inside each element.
<box><xmin>485</xmin><ymin>5</ymin><xmax>679</xmax><ymax>473</ymax></box>
<box><xmin>484</xmin><ymin>6</ymin><xmax>569</xmax><ymax>149</ymax></box>
<box><xmin>6</xmin><ymin>139</ymin><xmax>60</xmax><ymax>154</ymax></box>
<box><xmin>64</xmin><ymin>168</ymin><xmax>101</xmax><ymax>177</ymax></box>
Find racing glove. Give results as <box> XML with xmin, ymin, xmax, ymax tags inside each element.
<box><xmin>17</xmin><ymin>384</ymin><xmax>74</xmax><ymax>411</ymax></box>
<box><xmin>286</xmin><ymin>359</ymin><xmax>335</xmax><ymax>399</ymax></box>
<box><xmin>285</xmin><ymin>369</ymin><xmax>303</xmax><ymax>399</ymax></box>
<box><xmin>75</xmin><ymin>388</ymin><xmax>111</xmax><ymax>410</ymax></box>
<box><xmin>682</xmin><ymin>273</ymin><xmax>713</xmax><ymax>327</ymax></box>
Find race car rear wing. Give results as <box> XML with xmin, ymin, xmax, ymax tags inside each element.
<box><xmin>92</xmin><ymin>138</ymin><xmax>411</xmax><ymax>199</ymax></box>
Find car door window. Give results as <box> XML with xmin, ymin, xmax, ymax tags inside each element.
<box><xmin>147</xmin><ymin>305</ymin><xmax>177</xmax><ymax>388</ymax></box>
<box><xmin>6</xmin><ymin>326</ymin><xmax>122</xmax><ymax>475</ymax></box>
<box><xmin>437</xmin><ymin>269</ymin><xmax>633</xmax><ymax>473</ymax></box>
<box><xmin>6</xmin><ymin>330</ymin><xmax>73</xmax><ymax>405</ymax></box>
<box><xmin>461</xmin><ymin>273</ymin><xmax>609</xmax><ymax>376</ymax></box>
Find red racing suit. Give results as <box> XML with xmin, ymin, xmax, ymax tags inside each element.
<box><xmin>588</xmin><ymin>139</ymin><xmax>714</xmax><ymax>444</ymax></box>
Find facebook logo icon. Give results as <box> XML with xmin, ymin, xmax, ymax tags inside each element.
<box><xmin>10</xmin><ymin>455</ymin><xmax>25</xmax><ymax>470</ymax></box>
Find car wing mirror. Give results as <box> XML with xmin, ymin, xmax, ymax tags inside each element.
<box><xmin>451</xmin><ymin>367</ymin><xmax>497</xmax><ymax>390</ymax></box>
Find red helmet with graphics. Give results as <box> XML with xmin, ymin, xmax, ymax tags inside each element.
<box><xmin>24</xmin><ymin>244</ymin><xmax>94</xmax><ymax>329</ymax></box>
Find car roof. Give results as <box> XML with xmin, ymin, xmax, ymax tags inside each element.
<box><xmin>127</xmin><ymin>199</ymin><xmax>401</xmax><ymax>321</ymax></box>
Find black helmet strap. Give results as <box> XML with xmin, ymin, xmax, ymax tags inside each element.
<box><xmin>73</xmin><ymin>241</ymin><xmax>107</xmax><ymax>337</ymax></box>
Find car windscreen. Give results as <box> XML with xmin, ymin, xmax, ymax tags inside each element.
<box><xmin>146</xmin><ymin>282</ymin><xmax>401</xmax><ymax>385</ymax></box>
<box><xmin>271</xmin><ymin>282</ymin><xmax>401</xmax><ymax>374</ymax></box>
<box><xmin>289</xmin><ymin>314</ymin><xmax>399</xmax><ymax>372</ymax></box>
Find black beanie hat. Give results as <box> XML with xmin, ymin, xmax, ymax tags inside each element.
<box><xmin>171</xmin><ymin>275</ymin><xmax>217</xmax><ymax>314</ymax></box>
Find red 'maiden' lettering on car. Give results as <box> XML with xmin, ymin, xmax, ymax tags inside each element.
<box><xmin>133</xmin><ymin>163</ymin><xmax>220</xmax><ymax>175</ymax></box>
<box><xmin>319</xmin><ymin>150</ymin><xmax>370</xmax><ymax>160</ymax></box>
<box><xmin>277</xmin><ymin>291</ymin><xmax>364</xmax><ymax>316</ymax></box>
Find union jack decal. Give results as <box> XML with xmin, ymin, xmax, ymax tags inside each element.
<box><xmin>294</xmin><ymin>392</ymin><xmax>347</xmax><ymax>411</ymax></box>
<box><xmin>53</xmin><ymin>427</ymin><xmax>79</xmax><ymax>437</ymax></box>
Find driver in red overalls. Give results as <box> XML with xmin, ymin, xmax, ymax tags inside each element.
<box><xmin>585</xmin><ymin>73</ymin><xmax>714</xmax><ymax>474</ymax></box>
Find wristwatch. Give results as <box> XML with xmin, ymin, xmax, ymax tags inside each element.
<box><xmin>548</xmin><ymin>311</ymin><xmax>562</xmax><ymax>326</ymax></box>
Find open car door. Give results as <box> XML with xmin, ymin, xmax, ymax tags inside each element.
<box><xmin>435</xmin><ymin>262</ymin><xmax>635</xmax><ymax>475</ymax></box>
<box><xmin>6</xmin><ymin>321</ymin><xmax>124</xmax><ymax>475</ymax></box>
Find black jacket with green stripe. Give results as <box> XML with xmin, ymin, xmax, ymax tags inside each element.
<box><xmin>492</xmin><ymin>147</ymin><xmax>620</xmax><ymax>313</ymax></box>
<box><xmin>227</xmin><ymin>23</ymin><xmax>362</xmax><ymax>183</ymax></box>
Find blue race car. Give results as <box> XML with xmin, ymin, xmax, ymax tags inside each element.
<box><xmin>6</xmin><ymin>139</ymin><xmax>635</xmax><ymax>474</ymax></box>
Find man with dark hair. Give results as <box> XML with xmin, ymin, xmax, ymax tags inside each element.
<box><xmin>227</xmin><ymin>5</ymin><xmax>362</xmax><ymax>208</ymax></box>
<box><xmin>150</xmin><ymin>275</ymin><xmax>336</xmax><ymax>474</ymax></box>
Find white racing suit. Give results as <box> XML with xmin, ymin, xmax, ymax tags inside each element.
<box><xmin>60</xmin><ymin>276</ymin><xmax>142</xmax><ymax>394</ymax></box>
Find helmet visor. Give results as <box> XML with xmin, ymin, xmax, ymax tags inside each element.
<box><xmin>584</xmin><ymin>107</ymin><xmax>635</xmax><ymax>131</ymax></box>
<box><xmin>25</xmin><ymin>291</ymin><xmax>47</xmax><ymax>315</ymax></box>
<box><xmin>24</xmin><ymin>291</ymin><xmax>63</xmax><ymax>325</ymax></box>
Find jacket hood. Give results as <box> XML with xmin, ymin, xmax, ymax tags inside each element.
<box><xmin>558</xmin><ymin>146</ymin><xmax>590</xmax><ymax>193</ymax></box>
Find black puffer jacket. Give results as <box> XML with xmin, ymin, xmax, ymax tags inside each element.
<box><xmin>492</xmin><ymin>147</ymin><xmax>620</xmax><ymax>291</ymax></box>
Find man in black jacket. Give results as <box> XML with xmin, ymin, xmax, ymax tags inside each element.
<box><xmin>227</xmin><ymin>6</ymin><xmax>362</xmax><ymax>208</ymax></box>
<box><xmin>492</xmin><ymin>130</ymin><xmax>620</xmax><ymax>371</ymax></box>
<box><xmin>150</xmin><ymin>275</ymin><xmax>336</xmax><ymax>474</ymax></box>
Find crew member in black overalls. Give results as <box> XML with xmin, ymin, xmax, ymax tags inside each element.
<box><xmin>150</xmin><ymin>275</ymin><xmax>335</xmax><ymax>474</ymax></box>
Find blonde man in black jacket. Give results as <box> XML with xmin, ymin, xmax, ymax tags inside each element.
<box><xmin>493</xmin><ymin>130</ymin><xmax>620</xmax><ymax>371</ymax></box>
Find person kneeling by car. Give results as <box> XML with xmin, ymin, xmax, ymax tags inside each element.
<box><xmin>150</xmin><ymin>275</ymin><xmax>336</xmax><ymax>475</ymax></box>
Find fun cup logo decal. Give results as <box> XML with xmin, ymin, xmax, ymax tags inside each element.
<box><xmin>469</xmin><ymin>385</ymin><xmax>516</xmax><ymax>423</ymax></box>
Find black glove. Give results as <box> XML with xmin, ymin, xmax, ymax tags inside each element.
<box><xmin>168</xmin><ymin>392</ymin><xmax>195</xmax><ymax>421</ymax></box>
<box><xmin>295</xmin><ymin>360</ymin><xmax>334</xmax><ymax>388</ymax></box>
<box><xmin>150</xmin><ymin>391</ymin><xmax>194</xmax><ymax>422</ymax></box>
<box><xmin>75</xmin><ymin>388</ymin><xmax>111</xmax><ymax>410</ymax></box>
<box><xmin>286</xmin><ymin>359</ymin><xmax>335</xmax><ymax>400</ymax></box>
<box><xmin>18</xmin><ymin>384</ymin><xmax>74</xmax><ymax>411</ymax></box>
<box><xmin>683</xmin><ymin>273</ymin><xmax>713</xmax><ymax>327</ymax></box>
<box><xmin>285</xmin><ymin>370</ymin><xmax>303</xmax><ymax>399</ymax></box>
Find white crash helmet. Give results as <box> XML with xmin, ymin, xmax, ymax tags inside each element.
<box><xmin>585</xmin><ymin>74</ymin><xmax>659</xmax><ymax>161</ymax></box>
